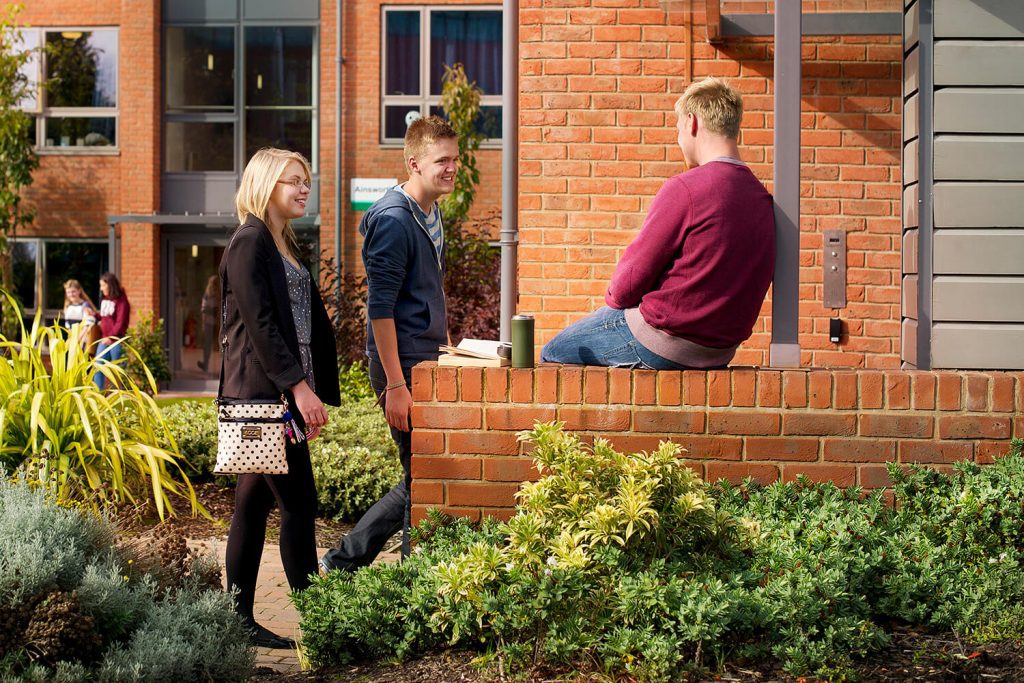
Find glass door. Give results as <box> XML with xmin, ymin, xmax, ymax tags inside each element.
<box><xmin>164</xmin><ymin>237</ymin><xmax>226</xmax><ymax>391</ymax></box>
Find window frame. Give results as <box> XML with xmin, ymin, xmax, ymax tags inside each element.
<box><xmin>380</xmin><ymin>5</ymin><xmax>502</xmax><ymax>148</ymax></box>
<box><xmin>161</xmin><ymin>21</ymin><xmax>320</xmax><ymax>176</ymax></box>
<box><xmin>10</xmin><ymin>237</ymin><xmax>111</xmax><ymax>319</ymax></box>
<box><xmin>20</xmin><ymin>27</ymin><xmax>121</xmax><ymax>155</ymax></box>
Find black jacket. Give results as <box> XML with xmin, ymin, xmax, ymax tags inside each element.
<box><xmin>218</xmin><ymin>217</ymin><xmax>340</xmax><ymax>409</ymax></box>
<box><xmin>359</xmin><ymin>187</ymin><xmax>448</xmax><ymax>367</ymax></box>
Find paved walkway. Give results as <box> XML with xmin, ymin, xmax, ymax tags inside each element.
<box><xmin>192</xmin><ymin>538</ymin><xmax>401</xmax><ymax>676</ymax></box>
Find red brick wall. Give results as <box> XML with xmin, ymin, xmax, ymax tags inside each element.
<box><xmin>340</xmin><ymin>0</ymin><xmax>504</xmax><ymax>273</ymax></box>
<box><xmin>410</xmin><ymin>364</ymin><xmax>1024</xmax><ymax>522</ymax></box>
<box><xmin>518</xmin><ymin>0</ymin><xmax>902</xmax><ymax>369</ymax></box>
<box><xmin>16</xmin><ymin>0</ymin><xmax>161</xmax><ymax>318</ymax></box>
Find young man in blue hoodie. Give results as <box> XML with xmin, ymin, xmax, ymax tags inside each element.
<box><xmin>320</xmin><ymin>115</ymin><xmax>456</xmax><ymax>573</ymax></box>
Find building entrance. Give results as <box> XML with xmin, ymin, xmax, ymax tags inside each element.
<box><xmin>162</xmin><ymin>233</ymin><xmax>228</xmax><ymax>392</ymax></box>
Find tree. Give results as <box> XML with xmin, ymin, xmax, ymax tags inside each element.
<box><xmin>0</xmin><ymin>3</ymin><xmax>40</xmax><ymax>331</ymax></box>
<box><xmin>438</xmin><ymin>63</ymin><xmax>484</xmax><ymax>226</ymax></box>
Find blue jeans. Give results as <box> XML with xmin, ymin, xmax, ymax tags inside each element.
<box><xmin>540</xmin><ymin>307</ymin><xmax>687</xmax><ymax>370</ymax></box>
<box><xmin>94</xmin><ymin>340</ymin><xmax>123</xmax><ymax>390</ymax></box>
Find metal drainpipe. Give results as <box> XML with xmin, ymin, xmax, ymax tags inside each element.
<box><xmin>334</xmin><ymin>0</ymin><xmax>344</xmax><ymax>303</ymax></box>
<box><xmin>499</xmin><ymin>0</ymin><xmax>519</xmax><ymax>343</ymax></box>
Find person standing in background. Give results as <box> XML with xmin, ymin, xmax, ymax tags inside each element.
<box><xmin>94</xmin><ymin>272</ymin><xmax>131</xmax><ymax>390</ymax></box>
<box><xmin>198</xmin><ymin>274</ymin><xmax>220</xmax><ymax>373</ymax></box>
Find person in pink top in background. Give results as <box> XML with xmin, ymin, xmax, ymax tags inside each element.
<box><xmin>94</xmin><ymin>271</ymin><xmax>131</xmax><ymax>389</ymax></box>
<box><xmin>541</xmin><ymin>77</ymin><xmax>775</xmax><ymax>370</ymax></box>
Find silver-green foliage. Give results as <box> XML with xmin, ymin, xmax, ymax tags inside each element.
<box><xmin>0</xmin><ymin>477</ymin><xmax>253</xmax><ymax>681</ymax></box>
<box><xmin>0</xmin><ymin>476</ymin><xmax>115</xmax><ymax>607</ymax></box>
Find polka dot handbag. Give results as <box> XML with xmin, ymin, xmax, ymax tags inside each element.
<box><xmin>215</xmin><ymin>396</ymin><xmax>289</xmax><ymax>475</ymax></box>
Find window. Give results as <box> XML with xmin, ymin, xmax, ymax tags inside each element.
<box><xmin>162</xmin><ymin>24</ymin><xmax>316</xmax><ymax>173</ymax></box>
<box><xmin>18</xmin><ymin>28</ymin><xmax>119</xmax><ymax>151</ymax></box>
<box><xmin>10</xmin><ymin>239</ymin><xmax>109</xmax><ymax>317</ymax></box>
<box><xmin>244</xmin><ymin>27</ymin><xmax>316</xmax><ymax>164</ymax></box>
<box><xmin>164</xmin><ymin>26</ymin><xmax>236</xmax><ymax>171</ymax></box>
<box><xmin>381</xmin><ymin>7</ymin><xmax>502</xmax><ymax>144</ymax></box>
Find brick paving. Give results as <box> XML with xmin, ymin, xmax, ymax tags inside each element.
<box><xmin>191</xmin><ymin>538</ymin><xmax>401</xmax><ymax>675</ymax></box>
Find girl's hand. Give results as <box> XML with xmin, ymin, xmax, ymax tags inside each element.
<box><xmin>292</xmin><ymin>381</ymin><xmax>328</xmax><ymax>440</ymax></box>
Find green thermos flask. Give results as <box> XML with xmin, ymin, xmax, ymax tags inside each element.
<box><xmin>511</xmin><ymin>315</ymin><xmax>535</xmax><ymax>368</ymax></box>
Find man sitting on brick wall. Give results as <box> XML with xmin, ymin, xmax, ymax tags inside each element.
<box><xmin>541</xmin><ymin>77</ymin><xmax>775</xmax><ymax>370</ymax></box>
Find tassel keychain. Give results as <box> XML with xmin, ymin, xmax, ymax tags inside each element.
<box><xmin>282</xmin><ymin>410</ymin><xmax>306</xmax><ymax>445</ymax></box>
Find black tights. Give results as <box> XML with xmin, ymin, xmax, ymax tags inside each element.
<box><xmin>224</xmin><ymin>443</ymin><xmax>317</xmax><ymax>622</ymax></box>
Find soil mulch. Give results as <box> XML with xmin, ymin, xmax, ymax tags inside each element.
<box><xmin>248</xmin><ymin>629</ymin><xmax>1024</xmax><ymax>683</ymax></box>
<box><xmin>116</xmin><ymin>480</ymin><xmax>354</xmax><ymax>545</ymax></box>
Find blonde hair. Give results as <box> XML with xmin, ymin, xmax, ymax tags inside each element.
<box><xmin>674</xmin><ymin>77</ymin><xmax>743</xmax><ymax>139</ymax></box>
<box><xmin>404</xmin><ymin>115</ymin><xmax>457</xmax><ymax>174</ymax></box>
<box><xmin>235</xmin><ymin>147</ymin><xmax>312</xmax><ymax>256</ymax></box>
<box><xmin>63</xmin><ymin>279</ymin><xmax>96</xmax><ymax>310</ymax></box>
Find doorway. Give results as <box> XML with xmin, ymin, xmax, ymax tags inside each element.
<box><xmin>162</xmin><ymin>233</ymin><xmax>228</xmax><ymax>392</ymax></box>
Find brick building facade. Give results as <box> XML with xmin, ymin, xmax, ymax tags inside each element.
<box><xmin>12</xmin><ymin>1</ymin><xmax>1014</xmax><ymax>380</ymax></box>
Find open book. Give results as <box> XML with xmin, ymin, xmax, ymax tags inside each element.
<box><xmin>438</xmin><ymin>339</ymin><xmax>511</xmax><ymax>367</ymax></box>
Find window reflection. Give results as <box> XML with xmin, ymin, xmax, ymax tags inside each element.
<box><xmin>245</xmin><ymin>27</ymin><xmax>314</xmax><ymax>107</ymax></box>
<box><xmin>245</xmin><ymin>110</ymin><xmax>313</xmax><ymax>165</ymax></box>
<box><xmin>44</xmin><ymin>242</ymin><xmax>109</xmax><ymax>310</ymax></box>
<box><xmin>165</xmin><ymin>27</ymin><xmax>234</xmax><ymax>111</ymax></box>
<box><xmin>165</xmin><ymin>122</ymin><xmax>234</xmax><ymax>172</ymax></box>
<box><xmin>45</xmin><ymin>30</ymin><xmax>117</xmax><ymax>108</ymax></box>
<box><xmin>12</xmin><ymin>241</ymin><xmax>38</xmax><ymax>310</ymax></box>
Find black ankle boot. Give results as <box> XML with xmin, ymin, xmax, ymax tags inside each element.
<box><xmin>243</xmin><ymin>619</ymin><xmax>294</xmax><ymax>649</ymax></box>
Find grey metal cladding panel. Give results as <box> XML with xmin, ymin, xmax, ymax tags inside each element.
<box><xmin>903</xmin><ymin>138</ymin><xmax>919</xmax><ymax>184</ymax></box>
<box><xmin>901</xmin><ymin>317</ymin><xmax>918</xmax><ymax>367</ymax></box>
<box><xmin>904</xmin><ymin>46</ymin><xmax>919</xmax><ymax>96</ymax></box>
<box><xmin>935</xmin><ymin>41</ymin><xmax>1024</xmax><ymax>86</ymax></box>
<box><xmin>905</xmin><ymin>1</ymin><xmax>919</xmax><ymax>49</ymax></box>
<box><xmin>933</xmin><ymin>276</ymin><xmax>1024</xmax><ymax>321</ymax></box>
<box><xmin>904</xmin><ymin>92</ymin><xmax>918</xmax><ymax>141</ymax></box>
<box><xmin>932</xmin><ymin>323</ymin><xmax>1024</xmax><ymax>369</ymax></box>
<box><xmin>934</xmin><ymin>229</ymin><xmax>1024</xmax><ymax>274</ymax></box>
<box><xmin>935</xmin><ymin>0</ymin><xmax>1024</xmax><ymax>39</ymax></box>
<box><xmin>903</xmin><ymin>228</ymin><xmax>918</xmax><ymax>274</ymax></box>
<box><xmin>244</xmin><ymin>0</ymin><xmax>318</xmax><ymax>20</ymax></box>
<box><xmin>933</xmin><ymin>182</ymin><xmax>1024</xmax><ymax>227</ymax></box>
<box><xmin>162</xmin><ymin>176</ymin><xmax>321</xmax><ymax>215</ymax></box>
<box><xmin>903</xmin><ymin>274</ymin><xmax>919</xmax><ymax>319</ymax></box>
<box><xmin>164</xmin><ymin>0</ymin><xmax>237</xmax><ymax>22</ymax></box>
<box><xmin>935</xmin><ymin>136</ymin><xmax>1024</xmax><ymax>181</ymax></box>
<box><xmin>934</xmin><ymin>89</ymin><xmax>1024</xmax><ymax>134</ymax></box>
<box><xmin>903</xmin><ymin>183</ymin><xmax>918</xmax><ymax>227</ymax></box>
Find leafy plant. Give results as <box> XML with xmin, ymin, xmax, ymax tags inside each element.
<box><xmin>336</xmin><ymin>361</ymin><xmax>374</xmax><ymax>402</ymax></box>
<box><xmin>316</xmin><ymin>254</ymin><xmax>366</xmax><ymax>367</ymax></box>
<box><xmin>0</xmin><ymin>295</ymin><xmax>199</xmax><ymax>520</ymax></box>
<box><xmin>123</xmin><ymin>312</ymin><xmax>171</xmax><ymax>393</ymax></box>
<box><xmin>296</xmin><ymin>427</ymin><xmax>1024</xmax><ymax>681</ymax></box>
<box><xmin>438</xmin><ymin>63</ymin><xmax>484</xmax><ymax>225</ymax></box>
<box><xmin>0</xmin><ymin>476</ymin><xmax>253</xmax><ymax>681</ymax></box>
<box><xmin>444</xmin><ymin>216</ymin><xmax>500</xmax><ymax>343</ymax></box>
<box><xmin>159</xmin><ymin>399</ymin><xmax>218</xmax><ymax>478</ymax></box>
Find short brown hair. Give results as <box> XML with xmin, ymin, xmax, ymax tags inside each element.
<box><xmin>404</xmin><ymin>115</ymin><xmax>458</xmax><ymax>171</ymax></box>
<box><xmin>674</xmin><ymin>77</ymin><xmax>743</xmax><ymax>139</ymax></box>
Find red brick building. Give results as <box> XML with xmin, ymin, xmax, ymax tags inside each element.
<box><xmin>11</xmin><ymin>0</ymin><xmax>1023</xmax><ymax>388</ymax></box>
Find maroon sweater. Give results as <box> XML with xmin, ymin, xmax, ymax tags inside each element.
<box><xmin>98</xmin><ymin>293</ymin><xmax>131</xmax><ymax>338</ymax></box>
<box><xmin>605</xmin><ymin>160</ymin><xmax>775</xmax><ymax>349</ymax></box>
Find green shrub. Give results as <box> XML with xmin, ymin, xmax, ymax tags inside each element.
<box><xmin>123</xmin><ymin>312</ymin><xmax>171</xmax><ymax>393</ymax></box>
<box><xmin>0</xmin><ymin>477</ymin><xmax>253</xmax><ymax>682</ymax></box>
<box><xmin>310</xmin><ymin>396</ymin><xmax>400</xmax><ymax>520</ymax></box>
<box><xmin>337</xmin><ymin>362</ymin><xmax>374</xmax><ymax>402</ymax></box>
<box><xmin>160</xmin><ymin>400</ymin><xmax>218</xmax><ymax>478</ymax></box>
<box><xmin>295</xmin><ymin>427</ymin><xmax>1024</xmax><ymax>681</ymax></box>
<box><xmin>0</xmin><ymin>297</ymin><xmax>198</xmax><ymax>520</ymax></box>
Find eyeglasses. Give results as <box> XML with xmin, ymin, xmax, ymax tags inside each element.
<box><xmin>276</xmin><ymin>177</ymin><xmax>311</xmax><ymax>190</ymax></box>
